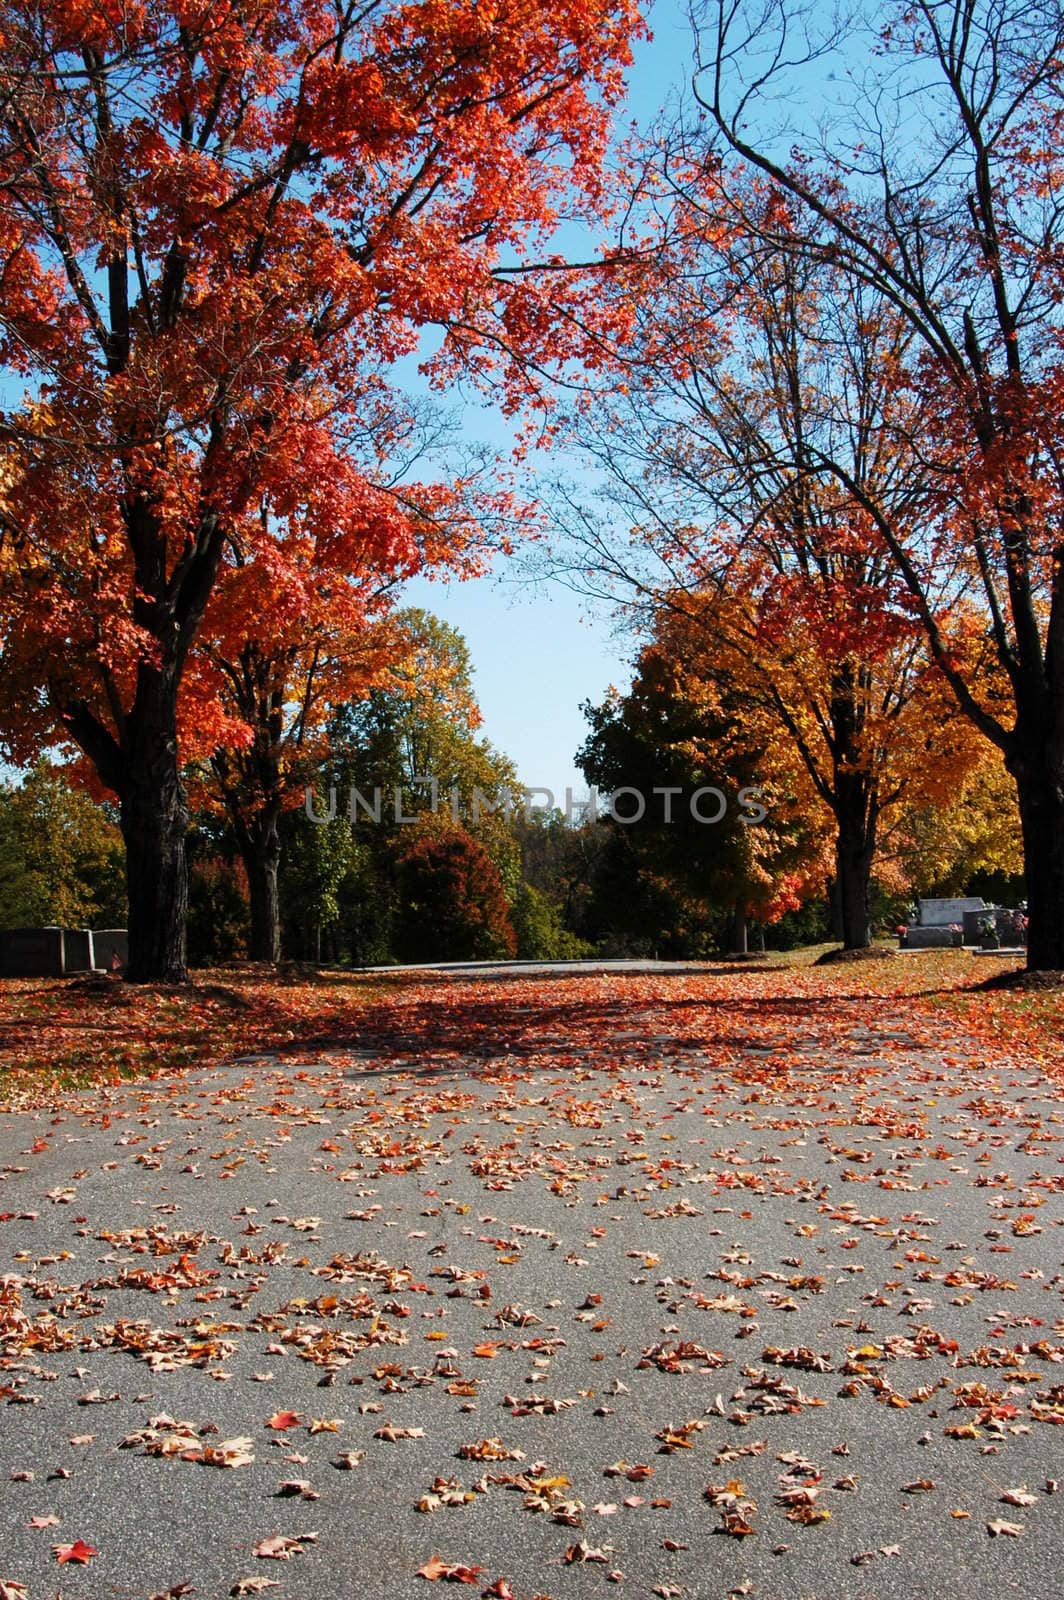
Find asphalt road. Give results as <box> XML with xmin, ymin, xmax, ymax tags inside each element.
<box><xmin>1</xmin><ymin>968</ymin><xmax>1062</xmax><ymax>1600</ymax></box>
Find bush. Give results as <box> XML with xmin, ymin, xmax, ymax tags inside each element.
<box><xmin>511</xmin><ymin>882</ymin><xmax>593</xmax><ymax>960</ymax></box>
<box><xmin>393</xmin><ymin>824</ymin><xmax>516</xmax><ymax>963</ymax></box>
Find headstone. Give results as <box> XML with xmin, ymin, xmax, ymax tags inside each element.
<box><xmin>904</xmin><ymin>926</ymin><xmax>959</xmax><ymax>949</ymax></box>
<box><xmin>0</xmin><ymin>926</ymin><xmax>95</xmax><ymax>977</ymax></box>
<box><xmin>961</xmin><ymin>907</ymin><xmax>1027</xmax><ymax>946</ymax></box>
<box><xmin>918</xmin><ymin>896</ymin><xmax>985</xmax><ymax>927</ymax></box>
<box><xmin>91</xmin><ymin>929</ymin><xmax>128</xmax><ymax>973</ymax></box>
<box><xmin>62</xmin><ymin>928</ymin><xmax>93</xmax><ymax>972</ymax></box>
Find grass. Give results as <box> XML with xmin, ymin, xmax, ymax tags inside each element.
<box><xmin>1</xmin><ymin>947</ymin><xmax>1060</xmax><ymax>1109</ymax></box>
<box><xmin>0</xmin><ymin>964</ymin><xmax>398</xmax><ymax>1105</ymax></box>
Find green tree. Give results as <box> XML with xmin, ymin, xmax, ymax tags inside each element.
<box><xmin>187</xmin><ymin>858</ymin><xmax>250</xmax><ymax>967</ymax></box>
<box><xmin>577</xmin><ymin>633</ymin><xmax>825</xmax><ymax>954</ymax></box>
<box><xmin>0</xmin><ymin>766</ymin><xmax>125</xmax><ymax>929</ymax></box>
<box><xmin>323</xmin><ymin>610</ymin><xmax>522</xmax><ymax>954</ymax></box>
<box><xmin>280</xmin><ymin>814</ymin><xmax>356</xmax><ymax>965</ymax></box>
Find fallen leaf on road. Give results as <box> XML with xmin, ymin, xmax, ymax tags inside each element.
<box><xmin>53</xmin><ymin>1540</ymin><xmax>98</xmax><ymax>1564</ymax></box>
<box><xmin>276</xmin><ymin>1479</ymin><xmax>318</xmax><ymax>1499</ymax></box>
<box><xmin>265</xmin><ymin>1410</ymin><xmax>301</xmax><ymax>1431</ymax></box>
<box><xmin>254</xmin><ymin>1533</ymin><xmax>318</xmax><ymax>1559</ymax></box>
<box><xmin>564</xmin><ymin>1541</ymin><xmax>611</xmax><ymax>1564</ymax></box>
<box><xmin>375</xmin><ymin>1423</ymin><xmax>425</xmax><ymax>1441</ymax></box>
<box><xmin>416</xmin><ymin>1556</ymin><xmax>484</xmax><ymax>1582</ymax></box>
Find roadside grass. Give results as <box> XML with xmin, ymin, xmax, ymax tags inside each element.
<box><xmin>1</xmin><ymin>947</ymin><xmax>1059</xmax><ymax>1109</ymax></box>
<box><xmin>0</xmin><ymin>965</ymin><xmax>400</xmax><ymax>1105</ymax></box>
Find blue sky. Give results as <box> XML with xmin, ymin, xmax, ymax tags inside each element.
<box><xmin>401</xmin><ymin>0</ymin><xmax>694</xmax><ymax>798</ymax></box>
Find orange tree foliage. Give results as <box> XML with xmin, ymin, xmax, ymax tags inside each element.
<box><xmin>191</xmin><ymin>517</ymin><xmax>415</xmax><ymax>962</ymax></box>
<box><xmin>559</xmin><ymin>197</ymin><xmax>993</xmax><ymax>946</ymax></box>
<box><xmin>650</xmin><ymin>579</ymin><xmax>994</xmax><ymax>942</ymax></box>
<box><xmin>882</xmin><ymin>738</ymin><xmax>1024</xmax><ymax>903</ymax></box>
<box><xmin>693</xmin><ymin>0</ymin><xmax>1064</xmax><ymax>970</ymax></box>
<box><xmin>0</xmin><ymin>0</ymin><xmax>644</xmax><ymax>980</ymax></box>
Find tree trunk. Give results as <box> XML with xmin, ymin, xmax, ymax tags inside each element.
<box><xmin>732</xmin><ymin>900</ymin><xmax>748</xmax><ymax>954</ymax></box>
<box><xmin>827</xmin><ymin>876</ymin><xmax>843</xmax><ymax>941</ymax></box>
<box><xmin>834</xmin><ymin>774</ymin><xmax>875</xmax><ymax>950</ymax></box>
<box><xmin>120</xmin><ymin>684</ymin><xmax>189</xmax><ymax>983</ymax></box>
<box><xmin>1012</xmin><ymin>754</ymin><xmax>1064</xmax><ymax>970</ymax></box>
<box><xmin>836</xmin><ymin>837</ymin><xmax>872</xmax><ymax>950</ymax></box>
<box><xmin>240</xmin><ymin>811</ymin><xmax>282</xmax><ymax>963</ymax></box>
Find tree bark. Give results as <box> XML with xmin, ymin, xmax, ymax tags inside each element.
<box><xmin>119</xmin><ymin>677</ymin><xmax>189</xmax><ymax>983</ymax></box>
<box><xmin>834</xmin><ymin>772</ymin><xmax>876</xmax><ymax>950</ymax></box>
<box><xmin>1011</xmin><ymin>750</ymin><xmax>1064</xmax><ymax>970</ymax></box>
<box><xmin>827</xmin><ymin>877</ymin><xmax>843</xmax><ymax>941</ymax></box>
<box><xmin>240</xmin><ymin>810</ymin><xmax>282</xmax><ymax>963</ymax></box>
<box><xmin>731</xmin><ymin>900</ymin><xmax>748</xmax><ymax>955</ymax></box>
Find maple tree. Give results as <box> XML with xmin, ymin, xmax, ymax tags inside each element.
<box><xmin>643</xmin><ymin>584</ymin><xmax>995</xmax><ymax>948</ymax></box>
<box><xmin>883</xmin><ymin>738</ymin><xmax>1024</xmax><ymax>904</ymax></box>
<box><xmin>0</xmin><ymin>0</ymin><xmax>643</xmax><ymax>980</ymax></box>
<box><xmin>559</xmin><ymin>206</ymin><xmax>993</xmax><ymax>947</ymax></box>
<box><xmin>195</xmin><ymin>439</ymin><xmax>503</xmax><ymax>962</ymax></box>
<box><xmin>195</xmin><ymin>534</ymin><xmax>401</xmax><ymax>963</ymax></box>
<box><xmin>690</xmin><ymin>0</ymin><xmax>1064</xmax><ymax>969</ymax></box>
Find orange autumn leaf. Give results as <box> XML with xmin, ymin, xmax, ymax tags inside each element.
<box><xmin>264</xmin><ymin>1411</ymin><xmax>302</xmax><ymax>1432</ymax></box>
<box><xmin>417</xmin><ymin>1556</ymin><xmax>484</xmax><ymax>1583</ymax></box>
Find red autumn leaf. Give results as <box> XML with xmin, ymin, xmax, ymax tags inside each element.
<box><xmin>264</xmin><ymin>1411</ymin><xmax>302</xmax><ymax>1432</ymax></box>
<box><xmin>53</xmin><ymin>1540</ymin><xmax>98</xmax><ymax>1564</ymax></box>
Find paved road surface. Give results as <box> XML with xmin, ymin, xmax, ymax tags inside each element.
<box><xmin>1</xmin><ymin>968</ymin><xmax>1062</xmax><ymax>1600</ymax></box>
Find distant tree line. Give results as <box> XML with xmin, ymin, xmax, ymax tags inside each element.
<box><xmin>1</xmin><ymin>609</ymin><xmax>1023</xmax><ymax>968</ymax></box>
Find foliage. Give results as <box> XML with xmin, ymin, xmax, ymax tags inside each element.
<box><xmin>392</xmin><ymin>822</ymin><xmax>517</xmax><ymax>963</ymax></box>
<box><xmin>510</xmin><ymin>880</ymin><xmax>592</xmax><ymax>960</ymax></box>
<box><xmin>686</xmin><ymin>0</ymin><xmax>1064</xmax><ymax>968</ymax></box>
<box><xmin>557</xmin><ymin>171</ymin><xmax>1002</xmax><ymax>947</ymax></box>
<box><xmin>310</xmin><ymin>610</ymin><xmax>524</xmax><ymax>962</ymax></box>
<box><xmin>882</xmin><ymin>743</ymin><xmax>1025</xmax><ymax>901</ymax></box>
<box><xmin>576</xmin><ymin>613</ymin><xmax>831</xmax><ymax>950</ymax></box>
<box><xmin>280</xmin><ymin>813</ymin><xmax>357</xmax><ymax>963</ymax></box>
<box><xmin>0</xmin><ymin>765</ymin><xmax>124</xmax><ymax>929</ymax></box>
<box><xmin>187</xmin><ymin>857</ymin><xmax>249</xmax><ymax>967</ymax></box>
<box><xmin>0</xmin><ymin>0</ymin><xmax>644</xmax><ymax>979</ymax></box>
<box><xmin>329</xmin><ymin>609</ymin><xmax>519</xmax><ymax>861</ymax></box>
